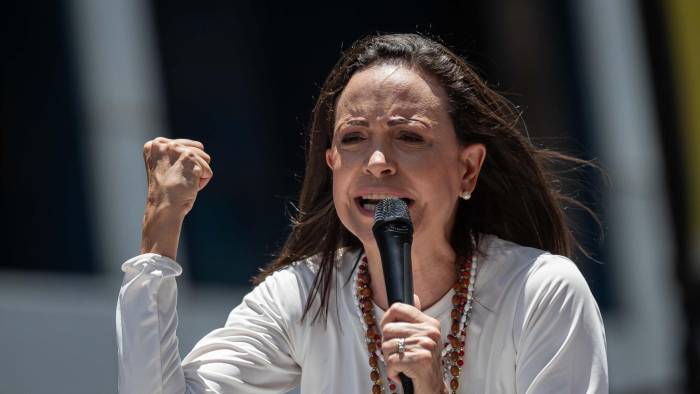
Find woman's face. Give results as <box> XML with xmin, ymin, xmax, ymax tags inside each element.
<box><xmin>326</xmin><ymin>64</ymin><xmax>485</xmax><ymax>248</ymax></box>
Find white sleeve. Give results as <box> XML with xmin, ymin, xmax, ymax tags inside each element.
<box><xmin>514</xmin><ymin>256</ymin><xmax>609</xmax><ymax>394</ymax></box>
<box><xmin>116</xmin><ymin>254</ymin><xmax>302</xmax><ymax>394</ymax></box>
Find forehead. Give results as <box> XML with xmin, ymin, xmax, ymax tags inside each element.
<box><xmin>335</xmin><ymin>64</ymin><xmax>450</xmax><ymax>119</ymax></box>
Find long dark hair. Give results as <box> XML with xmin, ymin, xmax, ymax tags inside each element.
<box><xmin>254</xmin><ymin>33</ymin><xmax>600</xmax><ymax>323</ymax></box>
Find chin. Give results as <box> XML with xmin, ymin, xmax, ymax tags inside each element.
<box><xmin>338</xmin><ymin>217</ymin><xmax>374</xmax><ymax>248</ymax></box>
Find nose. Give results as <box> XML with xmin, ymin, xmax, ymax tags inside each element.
<box><xmin>365</xmin><ymin>149</ymin><xmax>396</xmax><ymax>177</ymax></box>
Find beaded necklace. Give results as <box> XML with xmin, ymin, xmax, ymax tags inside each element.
<box><xmin>353</xmin><ymin>253</ymin><xmax>477</xmax><ymax>394</ymax></box>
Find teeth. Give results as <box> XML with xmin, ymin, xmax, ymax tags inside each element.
<box><xmin>362</xmin><ymin>203</ymin><xmax>377</xmax><ymax>212</ymax></box>
<box><xmin>361</xmin><ymin>194</ymin><xmax>403</xmax><ymax>200</ymax></box>
<box><xmin>358</xmin><ymin>194</ymin><xmax>410</xmax><ymax>212</ymax></box>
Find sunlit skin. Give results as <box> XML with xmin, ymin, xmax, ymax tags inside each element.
<box><xmin>325</xmin><ymin>64</ymin><xmax>486</xmax><ymax>390</ymax></box>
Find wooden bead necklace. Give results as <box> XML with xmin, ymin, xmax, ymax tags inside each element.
<box><xmin>353</xmin><ymin>253</ymin><xmax>477</xmax><ymax>394</ymax></box>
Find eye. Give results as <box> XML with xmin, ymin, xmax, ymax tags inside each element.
<box><xmin>398</xmin><ymin>131</ymin><xmax>424</xmax><ymax>143</ymax></box>
<box><xmin>340</xmin><ymin>132</ymin><xmax>365</xmax><ymax>145</ymax></box>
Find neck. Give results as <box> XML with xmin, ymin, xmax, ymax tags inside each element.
<box><xmin>364</xmin><ymin>238</ymin><xmax>457</xmax><ymax>311</ymax></box>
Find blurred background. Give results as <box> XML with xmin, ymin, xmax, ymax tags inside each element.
<box><xmin>1</xmin><ymin>0</ymin><xmax>698</xmax><ymax>392</ymax></box>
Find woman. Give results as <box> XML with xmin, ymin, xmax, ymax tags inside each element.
<box><xmin>117</xmin><ymin>33</ymin><xmax>608</xmax><ymax>393</ymax></box>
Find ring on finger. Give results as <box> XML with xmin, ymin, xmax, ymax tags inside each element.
<box><xmin>397</xmin><ymin>338</ymin><xmax>406</xmax><ymax>355</ymax></box>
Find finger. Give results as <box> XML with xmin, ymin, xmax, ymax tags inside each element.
<box><xmin>383</xmin><ymin>340</ymin><xmax>409</xmax><ymax>379</ymax></box>
<box><xmin>187</xmin><ymin>146</ymin><xmax>211</xmax><ymax>163</ymax></box>
<box><xmin>172</xmin><ymin>138</ymin><xmax>204</xmax><ymax>150</ymax></box>
<box><xmin>167</xmin><ymin>141</ymin><xmax>211</xmax><ymax>164</ymax></box>
<box><xmin>167</xmin><ymin>143</ymin><xmax>209</xmax><ymax>162</ymax></box>
<box><xmin>384</xmin><ymin>347</ymin><xmax>434</xmax><ymax>379</ymax></box>
<box><xmin>193</xmin><ymin>159</ymin><xmax>213</xmax><ymax>191</ymax></box>
<box><xmin>188</xmin><ymin>163</ymin><xmax>213</xmax><ymax>192</ymax></box>
<box><xmin>381</xmin><ymin>337</ymin><xmax>412</xmax><ymax>357</ymax></box>
<box><xmin>380</xmin><ymin>322</ymin><xmax>424</xmax><ymax>340</ymax></box>
<box><xmin>183</xmin><ymin>150</ymin><xmax>212</xmax><ymax>173</ymax></box>
<box><xmin>380</xmin><ymin>302</ymin><xmax>428</xmax><ymax>327</ymax></box>
<box><xmin>179</xmin><ymin>150</ymin><xmax>214</xmax><ymax>186</ymax></box>
<box><xmin>192</xmin><ymin>156</ymin><xmax>214</xmax><ymax>189</ymax></box>
<box><xmin>198</xmin><ymin>170</ymin><xmax>213</xmax><ymax>189</ymax></box>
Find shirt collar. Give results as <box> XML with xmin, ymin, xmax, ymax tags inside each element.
<box><xmin>471</xmin><ymin>233</ymin><xmax>503</xmax><ymax>313</ymax></box>
<box><xmin>339</xmin><ymin>233</ymin><xmax>509</xmax><ymax>314</ymax></box>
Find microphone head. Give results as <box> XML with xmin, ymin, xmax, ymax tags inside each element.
<box><xmin>372</xmin><ymin>198</ymin><xmax>413</xmax><ymax>234</ymax></box>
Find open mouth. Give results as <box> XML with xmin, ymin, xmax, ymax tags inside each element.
<box><xmin>355</xmin><ymin>196</ymin><xmax>413</xmax><ymax>213</ymax></box>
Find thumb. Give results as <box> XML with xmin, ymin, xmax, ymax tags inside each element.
<box><xmin>413</xmin><ymin>293</ymin><xmax>422</xmax><ymax>310</ymax></box>
<box><xmin>198</xmin><ymin>173</ymin><xmax>213</xmax><ymax>190</ymax></box>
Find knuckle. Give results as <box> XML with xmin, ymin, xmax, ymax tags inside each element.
<box><xmin>420</xmin><ymin>337</ymin><xmax>437</xmax><ymax>351</ymax></box>
<box><xmin>154</xmin><ymin>139</ymin><xmax>168</xmax><ymax>151</ymax></box>
<box><xmin>381</xmin><ymin>342</ymin><xmax>391</xmax><ymax>353</ymax></box>
<box><xmin>426</xmin><ymin>317</ymin><xmax>439</xmax><ymax>328</ymax></box>
<box><xmin>427</xmin><ymin>327</ymin><xmax>441</xmax><ymax>340</ymax></box>
<box><xmin>386</xmin><ymin>305</ymin><xmax>400</xmax><ymax>317</ymax></box>
<box><xmin>381</xmin><ymin>323</ymin><xmax>396</xmax><ymax>336</ymax></box>
<box><xmin>419</xmin><ymin>326</ymin><xmax>440</xmax><ymax>342</ymax></box>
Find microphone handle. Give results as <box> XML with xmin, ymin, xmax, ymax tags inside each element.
<box><xmin>378</xmin><ymin>237</ymin><xmax>414</xmax><ymax>394</ymax></box>
<box><xmin>399</xmin><ymin>374</ymin><xmax>413</xmax><ymax>394</ymax></box>
<box><xmin>397</xmin><ymin>242</ymin><xmax>414</xmax><ymax>394</ymax></box>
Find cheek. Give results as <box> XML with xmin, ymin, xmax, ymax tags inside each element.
<box><xmin>330</xmin><ymin>167</ymin><xmax>354</xmax><ymax>220</ymax></box>
<box><xmin>411</xmin><ymin>164</ymin><xmax>462</xmax><ymax>225</ymax></box>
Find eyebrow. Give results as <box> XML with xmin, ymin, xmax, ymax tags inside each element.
<box><xmin>337</xmin><ymin>117</ymin><xmax>429</xmax><ymax>130</ymax></box>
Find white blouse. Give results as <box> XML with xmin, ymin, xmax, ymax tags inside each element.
<box><xmin>116</xmin><ymin>234</ymin><xmax>608</xmax><ymax>393</ymax></box>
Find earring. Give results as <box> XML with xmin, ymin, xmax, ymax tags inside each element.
<box><xmin>460</xmin><ymin>190</ymin><xmax>471</xmax><ymax>200</ymax></box>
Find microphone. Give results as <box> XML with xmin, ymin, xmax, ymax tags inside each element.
<box><xmin>372</xmin><ymin>198</ymin><xmax>414</xmax><ymax>394</ymax></box>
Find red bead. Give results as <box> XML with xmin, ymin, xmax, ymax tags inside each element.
<box><xmin>450</xmin><ymin>365</ymin><xmax>460</xmax><ymax>376</ymax></box>
<box><xmin>457</xmin><ymin>359</ymin><xmax>464</xmax><ymax>366</ymax></box>
<box><xmin>367</xmin><ymin>325</ymin><xmax>378</xmax><ymax>339</ymax></box>
<box><xmin>389</xmin><ymin>383</ymin><xmax>397</xmax><ymax>391</ymax></box>
<box><xmin>359</xmin><ymin>273</ymin><xmax>368</xmax><ymax>283</ymax></box>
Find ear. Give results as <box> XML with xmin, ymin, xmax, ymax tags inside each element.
<box><xmin>325</xmin><ymin>148</ymin><xmax>335</xmax><ymax>170</ymax></box>
<box><xmin>459</xmin><ymin>143</ymin><xmax>486</xmax><ymax>193</ymax></box>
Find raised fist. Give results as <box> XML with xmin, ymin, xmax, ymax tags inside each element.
<box><xmin>142</xmin><ymin>137</ymin><xmax>213</xmax><ymax>218</ymax></box>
